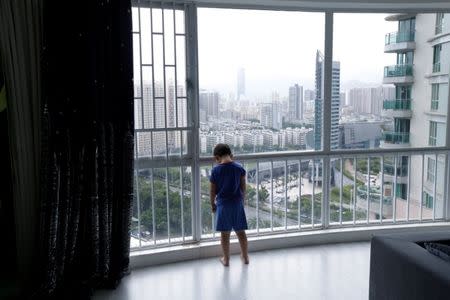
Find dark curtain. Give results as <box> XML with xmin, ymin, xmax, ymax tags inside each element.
<box><xmin>0</xmin><ymin>55</ymin><xmax>17</xmax><ymax>286</ymax></box>
<box><xmin>35</xmin><ymin>0</ymin><xmax>134</xmax><ymax>298</ymax></box>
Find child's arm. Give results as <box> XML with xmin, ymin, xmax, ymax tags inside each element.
<box><xmin>210</xmin><ymin>182</ymin><xmax>217</xmax><ymax>213</ymax></box>
<box><xmin>240</xmin><ymin>175</ymin><xmax>246</xmax><ymax>201</ymax></box>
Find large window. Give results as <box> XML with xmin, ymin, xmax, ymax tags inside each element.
<box><xmin>433</xmin><ymin>44</ymin><xmax>442</xmax><ymax>73</ymax></box>
<box><xmin>436</xmin><ymin>13</ymin><xmax>444</xmax><ymax>34</ymax></box>
<box><xmin>431</xmin><ymin>83</ymin><xmax>440</xmax><ymax>110</ymax></box>
<box><xmin>429</xmin><ymin>121</ymin><xmax>437</xmax><ymax>146</ymax></box>
<box><xmin>132</xmin><ymin>5</ymin><xmax>194</xmax><ymax>247</ymax></box>
<box><xmin>427</xmin><ymin>157</ymin><xmax>436</xmax><ymax>183</ymax></box>
<box><xmin>130</xmin><ymin>5</ymin><xmax>449</xmax><ymax>250</ymax></box>
<box><xmin>198</xmin><ymin>9</ymin><xmax>324</xmax><ymax>156</ymax></box>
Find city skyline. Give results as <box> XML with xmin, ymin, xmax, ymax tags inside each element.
<box><xmin>198</xmin><ymin>10</ymin><xmax>397</xmax><ymax>98</ymax></box>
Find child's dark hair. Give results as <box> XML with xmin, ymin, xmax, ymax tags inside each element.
<box><xmin>213</xmin><ymin>143</ymin><xmax>232</xmax><ymax>157</ymax></box>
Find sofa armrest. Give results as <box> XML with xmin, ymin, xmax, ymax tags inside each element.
<box><xmin>369</xmin><ymin>235</ymin><xmax>450</xmax><ymax>300</ymax></box>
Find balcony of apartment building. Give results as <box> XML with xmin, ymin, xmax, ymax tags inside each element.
<box><xmin>383</xmin><ymin>64</ymin><xmax>414</xmax><ymax>84</ymax></box>
<box><xmin>380</xmin><ymin>131</ymin><xmax>410</xmax><ymax>148</ymax></box>
<box><xmin>384</xmin><ymin>30</ymin><xmax>416</xmax><ymax>53</ymax></box>
<box><xmin>381</xmin><ymin>98</ymin><xmax>413</xmax><ymax>118</ymax></box>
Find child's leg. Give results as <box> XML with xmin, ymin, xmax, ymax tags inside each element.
<box><xmin>236</xmin><ymin>230</ymin><xmax>249</xmax><ymax>264</ymax></box>
<box><xmin>220</xmin><ymin>231</ymin><xmax>231</xmax><ymax>266</ymax></box>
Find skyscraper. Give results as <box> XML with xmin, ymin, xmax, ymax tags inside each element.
<box><xmin>260</xmin><ymin>102</ymin><xmax>282</xmax><ymax>130</ymax></box>
<box><xmin>381</xmin><ymin>13</ymin><xmax>449</xmax><ymax>218</ymax></box>
<box><xmin>314</xmin><ymin>50</ymin><xmax>341</xmax><ymax>150</ymax></box>
<box><xmin>237</xmin><ymin>68</ymin><xmax>246</xmax><ymax>100</ymax></box>
<box><xmin>288</xmin><ymin>84</ymin><xmax>304</xmax><ymax>122</ymax></box>
<box><xmin>348</xmin><ymin>86</ymin><xmax>395</xmax><ymax>115</ymax></box>
<box><xmin>199</xmin><ymin>90</ymin><xmax>219</xmax><ymax>122</ymax></box>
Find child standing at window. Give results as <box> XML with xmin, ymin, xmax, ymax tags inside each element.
<box><xmin>210</xmin><ymin>143</ymin><xmax>249</xmax><ymax>266</ymax></box>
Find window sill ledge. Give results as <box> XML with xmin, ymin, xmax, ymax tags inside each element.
<box><xmin>130</xmin><ymin>221</ymin><xmax>450</xmax><ymax>269</ymax></box>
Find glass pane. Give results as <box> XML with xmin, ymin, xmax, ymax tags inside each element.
<box><xmin>134</xmin><ymin>98</ymin><xmax>142</xmax><ymax>130</ymax></box>
<box><xmin>287</xmin><ymin>160</ymin><xmax>300</xmax><ymax>227</ymax></box>
<box><xmin>153</xmin><ymin>34</ymin><xmax>164</xmax><ymax>97</ymax></box>
<box><xmin>272</xmin><ymin>160</ymin><xmax>287</xmax><ymax>231</ymax></box>
<box><xmin>168</xmin><ymin>167</ymin><xmax>182</xmax><ymax>240</ymax></box>
<box><xmin>137</xmin><ymin>169</ymin><xmax>154</xmax><ymax>247</ymax></box>
<box><xmin>152</xmin><ymin>8</ymin><xmax>163</xmax><ymax>33</ymax></box>
<box><xmin>408</xmin><ymin>155</ymin><xmax>422</xmax><ymax>220</ymax></box>
<box><xmin>152</xmin><ymin>168</ymin><xmax>168</xmax><ymax>244</ymax></box>
<box><xmin>201</xmin><ymin>165</ymin><xmax>214</xmax><ymax>236</ymax></box>
<box><xmin>164</xmin><ymin>9</ymin><xmax>175</xmax><ymax>65</ymax></box>
<box><xmin>243</xmin><ymin>162</ymin><xmax>258</xmax><ymax>231</ymax></box>
<box><xmin>198</xmin><ymin>9</ymin><xmax>324</xmax><ymax>156</ymax></box>
<box><xmin>334</xmin><ymin>13</ymin><xmax>447</xmax><ymax>150</ymax></box>
<box><xmin>141</xmin><ymin>8</ymin><xmax>152</xmax><ymax>64</ymax></box>
<box><xmin>136</xmin><ymin>132</ymin><xmax>152</xmax><ymax>158</ymax></box>
<box><xmin>176</xmin><ymin>36</ymin><xmax>186</xmax><ymax>97</ymax></box>
<box><xmin>165</xmin><ymin>67</ymin><xmax>176</xmax><ymax>128</ymax></box>
<box><xmin>133</xmin><ymin>33</ymin><xmax>141</xmax><ymax>98</ymax></box>
<box><xmin>152</xmin><ymin>131</ymin><xmax>167</xmax><ymax>157</ymax></box>
<box><xmin>131</xmin><ymin>170</ymin><xmax>141</xmax><ymax>248</ymax></box>
<box><xmin>258</xmin><ymin>161</ymin><xmax>272</xmax><ymax>231</ymax></box>
<box><xmin>132</xmin><ymin>7</ymin><xmax>139</xmax><ymax>32</ymax></box>
<box><xmin>182</xmin><ymin>166</ymin><xmax>193</xmax><ymax>238</ymax></box>
<box><xmin>329</xmin><ymin>158</ymin><xmax>341</xmax><ymax>224</ymax></box>
<box><xmin>175</xmin><ymin>10</ymin><xmax>185</xmax><ymax>34</ymax></box>
<box><xmin>354</xmin><ymin>158</ymin><xmax>368</xmax><ymax>221</ymax></box>
<box><xmin>142</xmin><ymin>66</ymin><xmax>154</xmax><ymax>129</ymax></box>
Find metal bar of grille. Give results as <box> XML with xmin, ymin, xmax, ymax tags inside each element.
<box><xmin>353</xmin><ymin>157</ymin><xmax>356</xmax><ymax>225</ymax></box>
<box><xmin>407</xmin><ymin>155</ymin><xmax>411</xmax><ymax>221</ymax></box>
<box><xmin>380</xmin><ymin>156</ymin><xmax>384</xmax><ymax>224</ymax></box>
<box><xmin>339</xmin><ymin>158</ymin><xmax>343</xmax><ymax>225</ymax></box>
<box><xmin>284</xmin><ymin>160</ymin><xmax>288</xmax><ymax>230</ymax></box>
<box><xmin>298</xmin><ymin>160</ymin><xmax>301</xmax><ymax>229</ymax></box>
<box><xmin>367</xmin><ymin>157</ymin><xmax>370</xmax><ymax>223</ymax></box>
<box><xmin>420</xmin><ymin>154</ymin><xmax>424</xmax><ymax>221</ymax></box>
<box><xmin>256</xmin><ymin>161</ymin><xmax>260</xmax><ymax>234</ymax></box>
<box><xmin>270</xmin><ymin>160</ymin><xmax>274</xmax><ymax>231</ymax></box>
<box><xmin>393</xmin><ymin>156</ymin><xmax>398</xmax><ymax>223</ymax></box>
<box><xmin>433</xmin><ymin>154</ymin><xmax>437</xmax><ymax>220</ymax></box>
<box><xmin>312</xmin><ymin>160</ymin><xmax>315</xmax><ymax>228</ymax></box>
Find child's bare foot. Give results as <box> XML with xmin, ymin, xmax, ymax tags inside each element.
<box><xmin>220</xmin><ymin>257</ymin><xmax>229</xmax><ymax>267</ymax></box>
<box><xmin>241</xmin><ymin>254</ymin><xmax>249</xmax><ymax>264</ymax></box>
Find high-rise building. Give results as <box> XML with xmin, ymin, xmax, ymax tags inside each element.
<box><xmin>237</xmin><ymin>67</ymin><xmax>246</xmax><ymax>100</ymax></box>
<box><xmin>135</xmin><ymin>81</ymin><xmax>180</xmax><ymax>157</ymax></box>
<box><xmin>314</xmin><ymin>50</ymin><xmax>341</xmax><ymax>151</ymax></box>
<box><xmin>199</xmin><ymin>90</ymin><xmax>219</xmax><ymax>122</ymax></box>
<box><xmin>381</xmin><ymin>13</ymin><xmax>449</xmax><ymax>219</ymax></box>
<box><xmin>288</xmin><ymin>84</ymin><xmax>303</xmax><ymax>122</ymax></box>
<box><xmin>260</xmin><ymin>102</ymin><xmax>282</xmax><ymax>130</ymax></box>
<box><xmin>348</xmin><ymin>86</ymin><xmax>395</xmax><ymax>115</ymax></box>
<box><xmin>304</xmin><ymin>89</ymin><xmax>316</xmax><ymax>102</ymax></box>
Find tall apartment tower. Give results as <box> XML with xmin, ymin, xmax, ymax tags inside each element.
<box><xmin>237</xmin><ymin>68</ymin><xmax>246</xmax><ymax>100</ymax></box>
<box><xmin>199</xmin><ymin>90</ymin><xmax>219</xmax><ymax>122</ymax></box>
<box><xmin>288</xmin><ymin>84</ymin><xmax>304</xmax><ymax>122</ymax></box>
<box><xmin>314</xmin><ymin>50</ymin><xmax>341</xmax><ymax>150</ymax></box>
<box><xmin>381</xmin><ymin>13</ymin><xmax>449</xmax><ymax>219</ymax></box>
<box><xmin>260</xmin><ymin>102</ymin><xmax>282</xmax><ymax>130</ymax></box>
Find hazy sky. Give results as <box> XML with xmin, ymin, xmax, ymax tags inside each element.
<box><xmin>198</xmin><ymin>9</ymin><xmax>398</xmax><ymax>98</ymax></box>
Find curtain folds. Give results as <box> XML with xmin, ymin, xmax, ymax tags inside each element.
<box><xmin>0</xmin><ymin>0</ymin><xmax>43</xmax><ymax>289</ymax></box>
<box><xmin>35</xmin><ymin>0</ymin><xmax>134</xmax><ymax>298</ymax></box>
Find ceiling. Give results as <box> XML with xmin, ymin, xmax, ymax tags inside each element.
<box><xmin>191</xmin><ymin>0</ymin><xmax>450</xmax><ymax>12</ymax></box>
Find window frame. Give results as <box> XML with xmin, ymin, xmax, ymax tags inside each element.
<box><xmin>431</xmin><ymin>83</ymin><xmax>440</xmax><ymax>111</ymax></box>
<box><xmin>131</xmin><ymin>1</ymin><xmax>450</xmax><ymax>251</ymax></box>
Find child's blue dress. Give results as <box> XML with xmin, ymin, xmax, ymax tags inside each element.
<box><xmin>210</xmin><ymin>161</ymin><xmax>248</xmax><ymax>232</ymax></box>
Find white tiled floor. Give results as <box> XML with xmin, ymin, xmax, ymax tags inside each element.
<box><xmin>94</xmin><ymin>242</ymin><xmax>370</xmax><ymax>300</ymax></box>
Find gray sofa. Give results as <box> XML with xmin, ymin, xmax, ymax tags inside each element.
<box><xmin>369</xmin><ymin>232</ymin><xmax>450</xmax><ymax>300</ymax></box>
